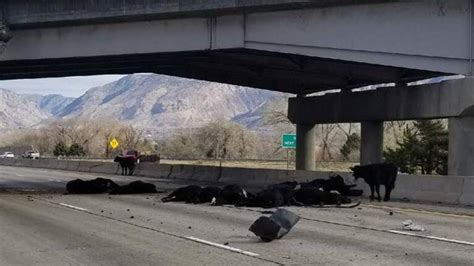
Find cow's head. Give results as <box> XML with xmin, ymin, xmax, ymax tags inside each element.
<box><xmin>350</xmin><ymin>165</ymin><xmax>362</xmax><ymax>180</ymax></box>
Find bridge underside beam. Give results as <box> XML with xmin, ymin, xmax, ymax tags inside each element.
<box><xmin>289</xmin><ymin>77</ymin><xmax>474</xmax><ymax>175</ymax></box>
<box><xmin>0</xmin><ymin>49</ymin><xmax>443</xmax><ymax>95</ymax></box>
<box><xmin>6</xmin><ymin>0</ymin><xmax>390</xmax><ymax>29</ymax></box>
<box><xmin>288</xmin><ymin>77</ymin><xmax>474</xmax><ymax>124</ymax></box>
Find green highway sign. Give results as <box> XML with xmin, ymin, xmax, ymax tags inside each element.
<box><xmin>281</xmin><ymin>133</ymin><xmax>296</xmax><ymax>148</ymax></box>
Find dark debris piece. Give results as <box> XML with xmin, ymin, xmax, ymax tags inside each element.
<box><xmin>249</xmin><ymin>208</ymin><xmax>300</xmax><ymax>242</ymax></box>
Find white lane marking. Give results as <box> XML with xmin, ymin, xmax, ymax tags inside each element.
<box><xmin>363</xmin><ymin>204</ymin><xmax>474</xmax><ymax>219</ymax></box>
<box><xmin>59</xmin><ymin>203</ymin><xmax>88</xmax><ymax>212</ymax></box>
<box><xmin>185</xmin><ymin>236</ymin><xmax>260</xmax><ymax>257</ymax></box>
<box><xmin>15</xmin><ymin>174</ymin><xmax>25</xmax><ymax>177</ymax></box>
<box><xmin>388</xmin><ymin>230</ymin><xmax>474</xmax><ymax>247</ymax></box>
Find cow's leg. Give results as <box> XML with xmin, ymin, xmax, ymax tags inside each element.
<box><xmin>375</xmin><ymin>185</ymin><xmax>381</xmax><ymax>202</ymax></box>
<box><xmin>384</xmin><ymin>184</ymin><xmax>393</xmax><ymax>202</ymax></box>
<box><xmin>369</xmin><ymin>184</ymin><xmax>375</xmax><ymax>201</ymax></box>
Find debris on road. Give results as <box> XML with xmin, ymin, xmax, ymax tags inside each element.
<box><xmin>249</xmin><ymin>208</ymin><xmax>300</xmax><ymax>242</ymax></box>
<box><xmin>402</xmin><ymin>220</ymin><xmax>425</xmax><ymax>231</ymax></box>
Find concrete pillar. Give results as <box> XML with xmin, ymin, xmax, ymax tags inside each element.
<box><xmin>360</xmin><ymin>121</ymin><xmax>384</xmax><ymax>165</ymax></box>
<box><xmin>448</xmin><ymin>117</ymin><xmax>474</xmax><ymax>176</ymax></box>
<box><xmin>295</xmin><ymin>123</ymin><xmax>316</xmax><ymax>171</ymax></box>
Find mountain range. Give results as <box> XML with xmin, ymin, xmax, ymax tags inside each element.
<box><xmin>0</xmin><ymin>74</ymin><xmax>286</xmax><ymax>137</ymax></box>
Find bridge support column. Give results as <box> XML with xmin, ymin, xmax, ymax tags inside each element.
<box><xmin>295</xmin><ymin>123</ymin><xmax>316</xmax><ymax>171</ymax></box>
<box><xmin>360</xmin><ymin>121</ymin><xmax>384</xmax><ymax>165</ymax></box>
<box><xmin>448</xmin><ymin>117</ymin><xmax>474</xmax><ymax>176</ymax></box>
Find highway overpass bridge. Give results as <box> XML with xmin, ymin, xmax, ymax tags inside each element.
<box><xmin>0</xmin><ymin>0</ymin><xmax>473</xmax><ymax>175</ymax></box>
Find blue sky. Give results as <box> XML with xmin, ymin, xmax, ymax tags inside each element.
<box><xmin>0</xmin><ymin>75</ymin><xmax>125</xmax><ymax>97</ymax></box>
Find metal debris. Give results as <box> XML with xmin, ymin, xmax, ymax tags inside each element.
<box><xmin>249</xmin><ymin>208</ymin><xmax>300</xmax><ymax>242</ymax></box>
<box><xmin>402</xmin><ymin>220</ymin><xmax>425</xmax><ymax>231</ymax></box>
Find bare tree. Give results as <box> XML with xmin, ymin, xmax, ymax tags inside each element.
<box><xmin>119</xmin><ymin>125</ymin><xmax>144</xmax><ymax>151</ymax></box>
<box><xmin>319</xmin><ymin>124</ymin><xmax>338</xmax><ymax>160</ymax></box>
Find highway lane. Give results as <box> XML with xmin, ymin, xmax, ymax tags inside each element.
<box><xmin>0</xmin><ymin>194</ymin><xmax>270</xmax><ymax>265</ymax></box>
<box><xmin>1</xmin><ymin>165</ymin><xmax>474</xmax><ymax>265</ymax></box>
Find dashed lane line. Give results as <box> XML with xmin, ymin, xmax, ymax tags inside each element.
<box><xmin>362</xmin><ymin>204</ymin><xmax>474</xmax><ymax>219</ymax></box>
<box><xmin>388</xmin><ymin>230</ymin><xmax>474</xmax><ymax>247</ymax></box>
<box><xmin>34</xmin><ymin>197</ymin><xmax>281</xmax><ymax>265</ymax></box>
<box><xmin>185</xmin><ymin>236</ymin><xmax>260</xmax><ymax>257</ymax></box>
<box><xmin>59</xmin><ymin>203</ymin><xmax>88</xmax><ymax>211</ymax></box>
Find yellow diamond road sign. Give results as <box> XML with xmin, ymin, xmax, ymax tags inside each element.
<box><xmin>110</xmin><ymin>138</ymin><xmax>119</xmax><ymax>149</ymax></box>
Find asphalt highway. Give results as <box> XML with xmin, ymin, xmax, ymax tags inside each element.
<box><xmin>1</xmin><ymin>166</ymin><xmax>473</xmax><ymax>265</ymax></box>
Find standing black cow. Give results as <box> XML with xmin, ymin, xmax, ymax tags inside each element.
<box><xmin>351</xmin><ymin>163</ymin><xmax>398</xmax><ymax>202</ymax></box>
<box><xmin>114</xmin><ymin>156</ymin><xmax>136</xmax><ymax>176</ymax></box>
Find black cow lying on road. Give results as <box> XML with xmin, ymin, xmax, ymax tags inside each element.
<box><xmin>161</xmin><ymin>184</ymin><xmax>248</xmax><ymax>205</ymax></box>
<box><xmin>199</xmin><ymin>186</ymin><xmax>221</xmax><ymax>203</ymax></box>
<box><xmin>161</xmin><ymin>185</ymin><xmax>203</xmax><ymax>203</ymax></box>
<box><xmin>162</xmin><ymin>179</ymin><xmax>361</xmax><ymax>208</ymax></box>
<box><xmin>351</xmin><ymin>163</ymin><xmax>398</xmax><ymax>202</ymax></box>
<box><xmin>109</xmin><ymin>181</ymin><xmax>157</xmax><ymax>194</ymax></box>
<box><xmin>238</xmin><ymin>182</ymin><xmax>298</xmax><ymax>208</ymax></box>
<box><xmin>66</xmin><ymin>178</ymin><xmax>119</xmax><ymax>194</ymax></box>
<box><xmin>294</xmin><ymin>187</ymin><xmax>352</xmax><ymax>206</ymax></box>
<box><xmin>214</xmin><ymin>184</ymin><xmax>250</xmax><ymax>205</ymax></box>
<box><xmin>114</xmin><ymin>156</ymin><xmax>136</xmax><ymax>176</ymax></box>
<box><xmin>237</xmin><ymin>188</ymin><xmax>286</xmax><ymax>208</ymax></box>
<box><xmin>300</xmin><ymin>175</ymin><xmax>362</xmax><ymax>196</ymax></box>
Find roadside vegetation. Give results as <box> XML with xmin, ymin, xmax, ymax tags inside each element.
<box><xmin>0</xmin><ymin>101</ymin><xmax>449</xmax><ymax>175</ymax></box>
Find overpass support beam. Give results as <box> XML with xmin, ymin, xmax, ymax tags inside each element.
<box><xmin>448</xmin><ymin>117</ymin><xmax>474</xmax><ymax>176</ymax></box>
<box><xmin>360</xmin><ymin>121</ymin><xmax>384</xmax><ymax>165</ymax></box>
<box><xmin>295</xmin><ymin>123</ymin><xmax>316</xmax><ymax>171</ymax></box>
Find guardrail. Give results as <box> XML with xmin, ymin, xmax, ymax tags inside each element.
<box><xmin>0</xmin><ymin>158</ymin><xmax>472</xmax><ymax>206</ymax></box>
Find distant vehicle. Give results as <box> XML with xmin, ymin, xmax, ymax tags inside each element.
<box><xmin>0</xmin><ymin>152</ymin><xmax>14</xmax><ymax>158</ymax></box>
<box><xmin>22</xmin><ymin>151</ymin><xmax>40</xmax><ymax>159</ymax></box>
<box><xmin>119</xmin><ymin>150</ymin><xmax>140</xmax><ymax>164</ymax></box>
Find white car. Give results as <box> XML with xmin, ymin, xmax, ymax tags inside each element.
<box><xmin>22</xmin><ymin>151</ymin><xmax>40</xmax><ymax>159</ymax></box>
<box><xmin>0</xmin><ymin>152</ymin><xmax>14</xmax><ymax>158</ymax></box>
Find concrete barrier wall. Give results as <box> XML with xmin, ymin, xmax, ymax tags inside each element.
<box><xmin>134</xmin><ymin>163</ymin><xmax>171</xmax><ymax>179</ymax></box>
<box><xmin>0</xmin><ymin>158</ymin><xmax>473</xmax><ymax>206</ymax></box>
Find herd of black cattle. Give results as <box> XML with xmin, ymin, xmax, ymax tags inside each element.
<box><xmin>66</xmin><ymin>163</ymin><xmax>399</xmax><ymax>208</ymax></box>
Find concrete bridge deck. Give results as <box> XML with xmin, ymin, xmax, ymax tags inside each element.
<box><xmin>0</xmin><ymin>0</ymin><xmax>466</xmax><ymax>93</ymax></box>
